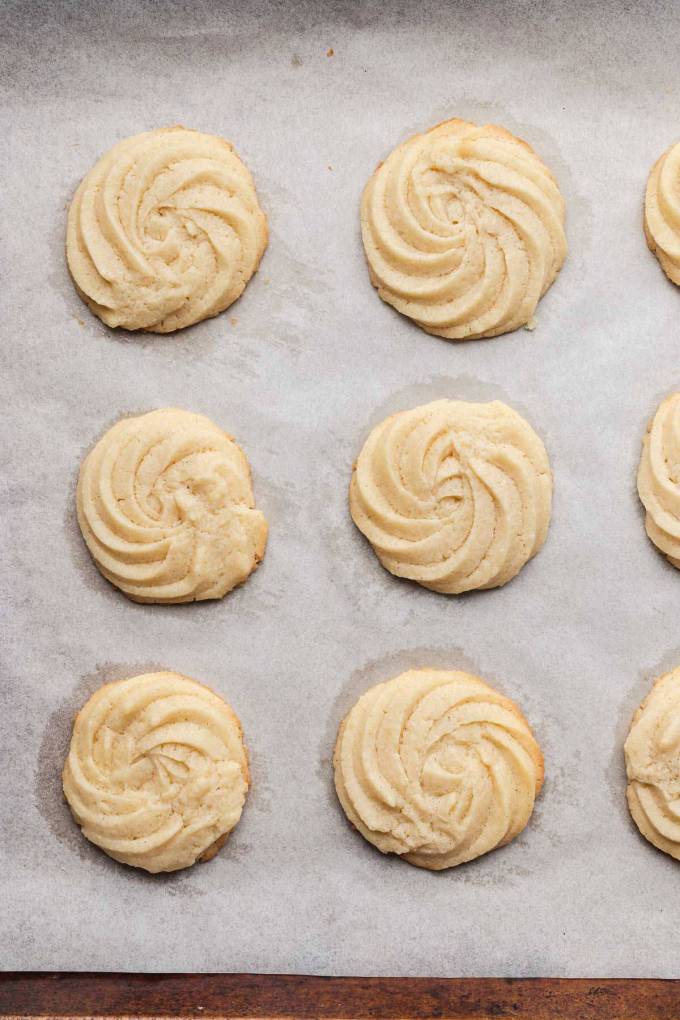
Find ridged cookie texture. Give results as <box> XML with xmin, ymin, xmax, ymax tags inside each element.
<box><xmin>334</xmin><ymin>669</ymin><xmax>543</xmax><ymax>870</ymax></box>
<box><xmin>637</xmin><ymin>393</ymin><xmax>680</xmax><ymax>568</ymax></box>
<box><xmin>625</xmin><ymin>668</ymin><xmax>680</xmax><ymax>861</ymax></box>
<box><xmin>360</xmin><ymin>119</ymin><xmax>567</xmax><ymax>340</ymax></box>
<box><xmin>77</xmin><ymin>408</ymin><xmax>268</xmax><ymax>603</ymax></box>
<box><xmin>66</xmin><ymin>126</ymin><xmax>268</xmax><ymax>332</ymax></box>
<box><xmin>645</xmin><ymin>140</ymin><xmax>680</xmax><ymax>285</ymax></box>
<box><xmin>63</xmin><ymin>672</ymin><xmax>249</xmax><ymax>873</ymax></box>
<box><xmin>349</xmin><ymin>399</ymin><xmax>552</xmax><ymax>594</ymax></box>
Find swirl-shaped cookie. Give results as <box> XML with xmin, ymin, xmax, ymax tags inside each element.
<box><xmin>77</xmin><ymin>408</ymin><xmax>268</xmax><ymax>603</ymax></box>
<box><xmin>66</xmin><ymin>127</ymin><xmax>268</xmax><ymax>332</ymax></box>
<box><xmin>334</xmin><ymin>669</ymin><xmax>543</xmax><ymax>870</ymax></box>
<box><xmin>361</xmin><ymin>119</ymin><xmax>567</xmax><ymax>340</ymax></box>
<box><xmin>625</xmin><ymin>668</ymin><xmax>680</xmax><ymax>861</ymax></box>
<box><xmin>637</xmin><ymin>393</ymin><xmax>680</xmax><ymax>568</ymax></box>
<box><xmin>644</xmin><ymin>141</ymin><xmax>680</xmax><ymax>285</ymax></box>
<box><xmin>63</xmin><ymin>672</ymin><xmax>249</xmax><ymax>873</ymax></box>
<box><xmin>349</xmin><ymin>399</ymin><xmax>552</xmax><ymax>594</ymax></box>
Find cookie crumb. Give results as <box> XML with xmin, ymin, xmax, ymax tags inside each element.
<box><xmin>326</xmin><ymin>47</ymin><xmax>334</xmax><ymax>57</ymax></box>
<box><xmin>525</xmin><ymin>316</ymin><xmax>538</xmax><ymax>331</ymax></box>
<box><xmin>230</xmin><ymin>317</ymin><xmax>238</xmax><ymax>327</ymax></box>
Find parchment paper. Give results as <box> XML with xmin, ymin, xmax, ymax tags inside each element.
<box><xmin>2</xmin><ymin>0</ymin><xmax>680</xmax><ymax>977</ymax></box>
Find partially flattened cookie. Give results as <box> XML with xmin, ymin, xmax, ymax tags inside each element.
<box><xmin>66</xmin><ymin>126</ymin><xmax>268</xmax><ymax>332</ymax></box>
<box><xmin>63</xmin><ymin>672</ymin><xmax>249</xmax><ymax>873</ymax></box>
<box><xmin>349</xmin><ymin>399</ymin><xmax>552</xmax><ymax>594</ymax></box>
<box><xmin>625</xmin><ymin>668</ymin><xmax>680</xmax><ymax>861</ymax></box>
<box><xmin>334</xmin><ymin>668</ymin><xmax>543</xmax><ymax>870</ymax></box>
<box><xmin>361</xmin><ymin>119</ymin><xmax>567</xmax><ymax>340</ymax></box>
<box><xmin>637</xmin><ymin>393</ymin><xmax>680</xmax><ymax>568</ymax></box>
<box><xmin>644</xmin><ymin>140</ymin><xmax>680</xmax><ymax>285</ymax></box>
<box><xmin>77</xmin><ymin>408</ymin><xmax>268</xmax><ymax>603</ymax></box>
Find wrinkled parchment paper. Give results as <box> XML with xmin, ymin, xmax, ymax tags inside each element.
<box><xmin>2</xmin><ymin>0</ymin><xmax>680</xmax><ymax>977</ymax></box>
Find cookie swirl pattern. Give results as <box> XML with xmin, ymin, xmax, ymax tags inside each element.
<box><xmin>77</xmin><ymin>408</ymin><xmax>268</xmax><ymax>603</ymax></box>
<box><xmin>66</xmin><ymin>127</ymin><xmax>267</xmax><ymax>332</ymax></box>
<box><xmin>645</xmin><ymin>140</ymin><xmax>680</xmax><ymax>285</ymax></box>
<box><xmin>361</xmin><ymin>119</ymin><xmax>567</xmax><ymax>340</ymax></box>
<box><xmin>637</xmin><ymin>392</ymin><xmax>680</xmax><ymax>568</ymax></box>
<box><xmin>63</xmin><ymin>672</ymin><xmax>249</xmax><ymax>873</ymax></box>
<box><xmin>625</xmin><ymin>668</ymin><xmax>680</xmax><ymax>861</ymax></box>
<box><xmin>349</xmin><ymin>399</ymin><xmax>552</xmax><ymax>594</ymax></box>
<box><xmin>334</xmin><ymin>669</ymin><xmax>543</xmax><ymax>870</ymax></box>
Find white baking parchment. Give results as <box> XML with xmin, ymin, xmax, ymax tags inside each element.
<box><xmin>2</xmin><ymin>0</ymin><xmax>680</xmax><ymax>978</ymax></box>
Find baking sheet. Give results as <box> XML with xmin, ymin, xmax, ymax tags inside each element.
<box><xmin>2</xmin><ymin>0</ymin><xmax>680</xmax><ymax>978</ymax></box>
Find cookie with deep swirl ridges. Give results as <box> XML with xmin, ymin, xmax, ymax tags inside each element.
<box><xmin>66</xmin><ymin>126</ymin><xmax>268</xmax><ymax>332</ymax></box>
<box><xmin>63</xmin><ymin>672</ymin><xmax>249</xmax><ymax>873</ymax></box>
<box><xmin>637</xmin><ymin>393</ymin><xmax>680</xmax><ymax>568</ymax></box>
<box><xmin>334</xmin><ymin>668</ymin><xmax>543</xmax><ymax>870</ymax></box>
<box><xmin>77</xmin><ymin>408</ymin><xmax>268</xmax><ymax>603</ymax></box>
<box><xmin>349</xmin><ymin>399</ymin><xmax>552</xmax><ymax>594</ymax></box>
<box><xmin>645</xmin><ymin>141</ymin><xmax>680</xmax><ymax>285</ymax></box>
<box><xmin>360</xmin><ymin>119</ymin><xmax>567</xmax><ymax>340</ymax></box>
<box><xmin>625</xmin><ymin>668</ymin><xmax>680</xmax><ymax>861</ymax></box>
